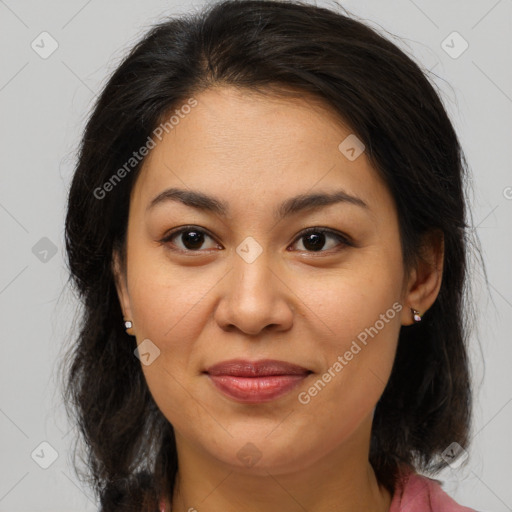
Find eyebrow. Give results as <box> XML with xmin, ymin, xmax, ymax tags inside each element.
<box><xmin>146</xmin><ymin>187</ymin><xmax>368</xmax><ymax>220</ymax></box>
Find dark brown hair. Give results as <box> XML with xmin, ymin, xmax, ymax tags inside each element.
<box><xmin>62</xmin><ymin>1</ymin><xmax>481</xmax><ymax>510</ymax></box>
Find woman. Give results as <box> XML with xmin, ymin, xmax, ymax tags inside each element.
<box><xmin>63</xmin><ymin>0</ymin><xmax>480</xmax><ymax>510</ymax></box>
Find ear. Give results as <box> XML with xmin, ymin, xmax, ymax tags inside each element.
<box><xmin>112</xmin><ymin>248</ymin><xmax>134</xmax><ymax>334</ymax></box>
<box><xmin>401</xmin><ymin>229</ymin><xmax>444</xmax><ymax>326</ymax></box>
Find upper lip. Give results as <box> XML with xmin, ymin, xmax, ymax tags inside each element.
<box><xmin>205</xmin><ymin>359</ymin><xmax>311</xmax><ymax>377</ymax></box>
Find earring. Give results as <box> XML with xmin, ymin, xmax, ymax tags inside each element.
<box><xmin>124</xmin><ymin>320</ymin><xmax>134</xmax><ymax>335</ymax></box>
<box><xmin>411</xmin><ymin>308</ymin><xmax>422</xmax><ymax>323</ymax></box>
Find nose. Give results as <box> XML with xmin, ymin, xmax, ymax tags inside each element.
<box><xmin>214</xmin><ymin>248</ymin><xmax>294</xmax><ymax>336</ymax></box>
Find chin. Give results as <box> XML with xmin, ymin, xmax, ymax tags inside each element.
<box><xmin>200</xmin><ymin>430</ymin><xmax>321</xmax><ymax>476</ymax></box>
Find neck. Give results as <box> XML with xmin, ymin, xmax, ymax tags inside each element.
<box><xmin>167</xmin><ymin>415</ymin><xmax>392</xmax><ymax>512</ymax></box>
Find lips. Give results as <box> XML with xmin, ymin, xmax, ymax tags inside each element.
<box><xmin>205</xmin><ymin>359</ymin><xmax>311</xmax><ymax>377</ymax></box>
<box><xmin>204</xmin><ymin>359</ymin><xmax>312</xmax><ymax>403</ymax></box>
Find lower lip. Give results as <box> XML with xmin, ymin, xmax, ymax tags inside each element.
<box><xmin>207</xmin><ymin>374</ymin><xmax>309</xmax><ymax>403</ymax></box>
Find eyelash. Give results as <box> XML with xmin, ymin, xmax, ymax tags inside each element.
<box><xmin>159</xmin><ymin>225</ymin><xmax>353</xmax><ymax>255</ymax></box>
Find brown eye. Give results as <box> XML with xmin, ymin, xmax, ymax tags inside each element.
<box><xmin>161</xmin><ymin>227</ymin><xmax>220</xmax><ymax>252</ymax></box>
<box><xmin>291</xmin><ymin>228</ymin><xmax>352</xmax><ymax>253</ymax></box>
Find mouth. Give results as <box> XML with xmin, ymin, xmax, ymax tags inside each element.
<box><xmin>204</xmin><ymin>359</ymin><xmax>312</xmax><ymax>403</ymax></box>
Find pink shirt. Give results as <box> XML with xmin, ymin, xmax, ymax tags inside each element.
<box><xmin>389</xmin><ymin>471</ymin><xmax>477</xmax><ymax>511</ymax></box>
<box><xmin>159</xmin><ymin>471</ymin><xmax>477</xmax><ymax>511</ymax></box>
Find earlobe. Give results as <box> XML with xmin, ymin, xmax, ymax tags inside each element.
<box><xmin>401</xmin><ymin>230</ymin><xmax>444</xmax><ymax>326</ymax></box>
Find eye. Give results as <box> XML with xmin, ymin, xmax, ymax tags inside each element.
<box><xmin>160</xmin><ymin>226</ymin><xmax>352</xmax><ymax>254</ymax></box>
<box><xmin>160</xmin><ymin>226</ymin><xmax>220</xmax><ymax>252</ymax></box>
<box><xmin>290</xmin><ymin>227</ymin><xmax>352</xmax><ymax>253</ymax></box>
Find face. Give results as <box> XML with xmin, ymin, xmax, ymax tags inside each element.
<box><xmin>113</xmin><ymin>86</ymin><xmax>429</xmax><ymax>475</ymax></box>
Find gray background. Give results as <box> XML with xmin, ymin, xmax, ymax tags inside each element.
<box><xmin>1</xmin><ymin>0</ymin><xmax>511</xmax><ymax>510</ymax></box>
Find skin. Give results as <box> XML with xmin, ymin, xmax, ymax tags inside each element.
<box><xmin>113</xmin><ymin>86</ymin><xmax>444</xmax><ymax>512</ymax></box>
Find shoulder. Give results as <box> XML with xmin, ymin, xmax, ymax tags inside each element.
<box><xmin>389</xmin><ymin>471</ymin><xmax>477</xmax><ymax>512</ymax></box>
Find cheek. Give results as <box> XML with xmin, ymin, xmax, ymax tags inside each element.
<box><xmin>302</xmin><ymin>252</ymin><xmax>404</xmax><ymax>344</ymax></box>
<box><xmin>296</xmin><ymin>252</ymin><xmax>403</xmax><ymax>417</ymax></box>
<box><xmin>127</xmin><ymin>247</ymin><xmax>217</xmax><ymax>343</ymax></box>
<box><xmin>297</xmin><ymin>309</ymin><xmax>401</xmax><ymax>444</ymax></box>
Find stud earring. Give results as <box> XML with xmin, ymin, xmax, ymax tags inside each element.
<box><xmin>124</xmin><ymin>320</ymin><xmax>134</xmax><ymax>335</ymax></box>
<box><xmin>411</xmin><ymin>309</ymin><xmax>422</xmax><ymax>323</ymax></box>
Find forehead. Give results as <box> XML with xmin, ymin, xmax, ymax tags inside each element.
<box><xmin>130</xmin><ymin>86</ymin><xmax>393</xmax><ymax>218</ymax></box>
